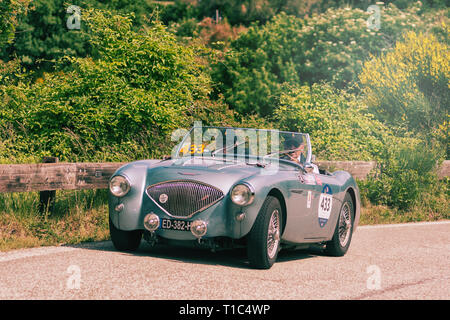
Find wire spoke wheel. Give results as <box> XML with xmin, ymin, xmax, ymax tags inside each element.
<box><xmin>267</xmin><ymin>209</ymin><xmax>281</xmax><ymax>259</ymax></box>
<box><xmin>338</xmin><ymin>202</ymin><xmax>352</xmax><ymax>247</ymax></box>
<box><xmin>247</xmin><ymin>196</ymin><xmax>282</xmax><ymax>269</ymax></box>
<box><xmin>325</xmin><ymin>193</ymin><xmax>354</xmax><ymax>257</ymax></box>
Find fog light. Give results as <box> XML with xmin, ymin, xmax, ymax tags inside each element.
<box><xmin>144</xmin><ymin>213</ymin><xmax>160</xmax><ymax>232</ymax></box>
<box><xmin>190</xmin><ymin>220</ymin><xmax>207</xmax><ymax>238</ymax></box>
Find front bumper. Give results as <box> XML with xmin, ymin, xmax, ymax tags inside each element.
<box><xmin>109</xmin><ymin>192</ymin><xmax>247</xmax><ymax>241</ymax></box>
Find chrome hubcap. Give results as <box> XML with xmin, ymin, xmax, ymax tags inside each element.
<box><xmin>267</xmin><ymin>209</ymin><xmax>280</xmax><ymax>259</ymax></box>
<box><xmin>338</xmin><ymin>203</ymin><xmax>352</xmax><ymax>247</ymax></box>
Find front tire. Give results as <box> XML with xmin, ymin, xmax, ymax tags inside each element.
<box><xmin>325</xmin><ymin>193</ymin><xmax>354</xmax><ymax>256</ymax></box>
<box><xmin>247</xmin><ymin>196</ymin><xmax>282</xmax><ymax>269</ymax></box>
<box><xmin>109</xmin><ymin>218</ymin><xmax>142</xmax><ymax>251</ymax></box>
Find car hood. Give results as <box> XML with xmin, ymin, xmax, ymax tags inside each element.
<box><xmin>117</xmin><ymin>157</ymin><xmax>292</xmax><ymax>193</ymax></box>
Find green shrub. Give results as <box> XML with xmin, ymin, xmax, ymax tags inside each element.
<box><xmin>274</xmin><ymin>83</ymin><xmax>387</xmax><ymax>160</ymax></box>
<box><xmin>212</xmin><ymin>3</ymin><xmax>447</xmax><ymax>116</ymax></box>
<box><xmin>159</xmin><ymin>0</ymin><xmax>200</xmax><ymax>25</ymax></box>
<box><xmin>360</xmin><ymin>31</ymin><xmax>449</xmax><ymax>157</ymax></box>
<box><xmin>0</xmin><ymin>0</ymin><xmax>31</xmax><ymax>45</ymax></box>
<box><xmin>0</xmin><ymin>8</ymin><xmax>268</xmax><ymax>164</ymax></box>
<box><xmin>212</xmin><ymin>13</ymin><xmax>304</xmax><ymax>116</ymax></box>
<box><xmin>0</xmin><ymin>9</ymin><xmax>211</xmax><ymax>162</ymax></box>
<box><xmin>360</xmin><ymin>30</ymin><xmax>449</xmax><ymax>129</ymax></box>
<box><xmin>360</xmin><ymin>138</ymin><xmax>445</xmax><ymax>211</ymax></box>
<box><xmin>0</xmin><ymin>0</ymin><xmax>165</xmax><ymax>73</ymax></box>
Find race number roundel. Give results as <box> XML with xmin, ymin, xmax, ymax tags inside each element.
<box><xmin>318</xmin><ymin>184</ymin><xmax>333</xmax><ymax>228</ymax></box>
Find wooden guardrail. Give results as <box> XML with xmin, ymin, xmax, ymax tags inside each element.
<box><xmin>315</xmin><ymin>161</ymin><xmax>377</xmax><ymax>180</ymax></box>
<box><xmin>317</xmin><ymin>160</ymin><xmax>450</xmax><ymax>180</ymax></box>
<box><xmin>0</xmin><ymin>160</ymin><xmax>132</xmax><ymax>213</ymax></box>
<box><xmin>1</xmin><ymin>160</ymin><xmax>449</xmax><ymax>194</ymax></box>
<box><xmin>0</xmin><ymin>158</ymin><xmax>448</xmax><ymax>213</ymax></box>
<box><xmin>0</xmin><ymin>162</ymin><xmax>128</xmax><ymax>193</ymax></box>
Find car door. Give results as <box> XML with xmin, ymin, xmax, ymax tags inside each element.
<box><xmin>282</xmin><ymin>170</ymin><xmax>318</xmax><ymax>243</ymax></box>
<box><xmin>304</xmin><ymin>172</ymin><xmax>342</xmax><ymax>239</ymax></box>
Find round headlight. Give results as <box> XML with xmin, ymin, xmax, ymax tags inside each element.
<box><xmin>109</xmin><ymin>175</ymin><xmax>131</xmax><ymax>197</ymax></box>
<box><xmin>231</xmin><ymin>183</ymin><xmax>255</xmax><ymax>206</ymax></box>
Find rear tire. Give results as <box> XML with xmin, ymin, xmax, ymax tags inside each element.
<box><xmin>247</xmin><ymin>196</ymin><xmax>282</xmax><ymax>269</ymax></box>
<box><xmin>109</xmin><ymin>217</ymin><xmax>142</xmax><ymax>251</ymax></box>
<box><xmin>325</xmin><ymin>193</ymin><xmax>354</xmax><ymax>256</ymax></box>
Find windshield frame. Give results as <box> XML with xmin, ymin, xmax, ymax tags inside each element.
<box><xmin>174</xmin><ymin>126</ymin><xmax>312</xmax><ymax>165</ymax></box>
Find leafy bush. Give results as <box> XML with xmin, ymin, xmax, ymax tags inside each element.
<box><xmin>212</xmin><ymin>3</ymin><xmax>448</xmax><ymax>116</ymax></box>
<box><xmin>212</xmin><ymin>13</ymin><xmax>304</xmax><ymax>116</ymax></box>
<box><xmin>0</xmin><ymin>9</ymin><xmax>210</xmax><ymax>162</ymax></box>
<box><xmin>159</xmin><ymin>0</ymin><xmax>200</xmax><ymax>25</ymax></box>
<box><xmin>274</xmin><ymin>83</ymin><xmax>387</xmax><ymax>160</ymax></box>
<box><xmin>195</xmin><ymin>0</ymin><xmax>282</xmax><ymax>26</ymax></box>
<box><xmin>168</xmin><ymin>17</ymin><xmax>247</xmax><ymax>50</ymax></box>
<box><xmin>0</xmin><ymin>0</ymin><xmax>31</xmax><ymax>45</ymax></box>
<box><xmin>167</xmin><ymin>1</ymin><xmax>448</xmax><ymax>28</ymax></box>
<box><xmin>0</xmin><ymin>0</ymin><xmax>163</xmax><ymax>73</ymax></box>
<box><xmin>0</xmin><ymin>9</ymin><xmax>267</xmax><ymax>164</ymax></box>
<box><xmin>359</xmin><ymin>31</ymin><xmax>449</xmax><ymax>141</ymax></box>
<box><xmin>360</xmin><ymin>138</ymin><xmax>445</xmax><ymax>211</ymax></box>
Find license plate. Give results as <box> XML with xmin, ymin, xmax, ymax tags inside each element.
<box><xmin>160</xmin><ymin>218</ymin><xmax>192</xmax><ymax>232</ymax></box>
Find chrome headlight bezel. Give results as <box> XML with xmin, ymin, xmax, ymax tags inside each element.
<box><xmin>109</xmin><ymin>175</ymin><xmax>131</xmax><ymax>198</ymax></box>
<box><xmin>231</xmin><ymin>183</ymin><xmax>255</xmax><ymax>206</ymax></box>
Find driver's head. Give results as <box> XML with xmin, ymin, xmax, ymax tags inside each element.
<box><xmin>284</xmin><ymin>138</ymin><xmax>304</xmax><ymax>158</ymax></box>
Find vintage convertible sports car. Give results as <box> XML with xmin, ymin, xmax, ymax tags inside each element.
<box><xmin>108</xmin><ymin>126</ymin><xmax>361</xmax><ymax>269</ymax></box>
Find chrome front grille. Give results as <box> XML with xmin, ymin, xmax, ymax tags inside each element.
<box><xmin>146</xmin><ymin>180</ymin><xmax>224</xmax><ymax>218</ymax></box>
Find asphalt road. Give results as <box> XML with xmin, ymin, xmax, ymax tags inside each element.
<box><xmin>0</xmin><ymin>221</ymin><xmax>449</xmax><ymax>300</ymax></box>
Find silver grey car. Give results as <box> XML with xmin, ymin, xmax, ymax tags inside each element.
<box><xmin>108</xmin><ymin>126</ymin><xmax>361</xmax><ymax>269</ymax></box>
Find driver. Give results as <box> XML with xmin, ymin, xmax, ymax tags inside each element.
<box><xmin>281</xmin><ymin>138</ymin><xmax>306</xmax><ymax>165</ymax></box>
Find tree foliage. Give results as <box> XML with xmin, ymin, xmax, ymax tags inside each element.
<box><xmin>360</xmin><ymin>138</ymin><xmax>445</xmax><ymax>211</ymax></box>
<box><xmin>0</xmin><ymin>8</ymin><xmax>266</xmax><ymax>163</ymax></box>
<box><xmin>194</xmin><ymin>0</ymin><xmax>448</xmax><ymax>26</ymax></box>
<box><xmin>0</xmin><ymin>0</ymin><xmax>162</xmax><ymax>73</ymax></box>
<box><xmin>0</xmin><ymin>0</ymin><xmax>31</xmax><ymax>45</ymax></box>
<box><xmin>0</xmin><ymin>9</ymin><xmax>210</xmax><ymax>161</ymax></box>
<box><xmin>360</xmin><ymin>31</ymin><xmax>449</xmax><ymax>136</ymax></box>
<box><xmin>274</xmin><ymin>83</ymin><xmax>387</xmax><ymax>160</ymax></box>
<box><xmin>212</xmin><ymin>3</ymin><xmax>448</xmax><ymax>116</ymax></box>
<box><xmin>212</xmin><ymin>13</ymin><xmax>303</xmax><ymax>116</ymax></box>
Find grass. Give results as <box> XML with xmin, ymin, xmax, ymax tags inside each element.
<box><xmin>0</xmin><ymin>187</ymin><xmax>448</xmax><ymax>252</ymax></box>
<box><xmin>359</xmin><ymin>177</ymin><xmax>450</xmax><ymax>225</ymax></box>
<box><xmin>0</xmin><ymin>190</ymin><xmax>110</xmax><ymax>251</ymax></box>
<box><xmin>360</xmin><ymin>203</ymin><xmax>449</xmax><ymax>225</ymax></box>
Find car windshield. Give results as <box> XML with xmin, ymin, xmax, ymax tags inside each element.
<box><xmin>175</xmin><ymin>126</ymin><xmax>311</xmax><ymax>165</ymax></box>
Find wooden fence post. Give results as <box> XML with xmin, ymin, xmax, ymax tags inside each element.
<box><xmin>39</xmin><ymin>157</ymin><xmax>59</xmax><ymax>214</ymax></box>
